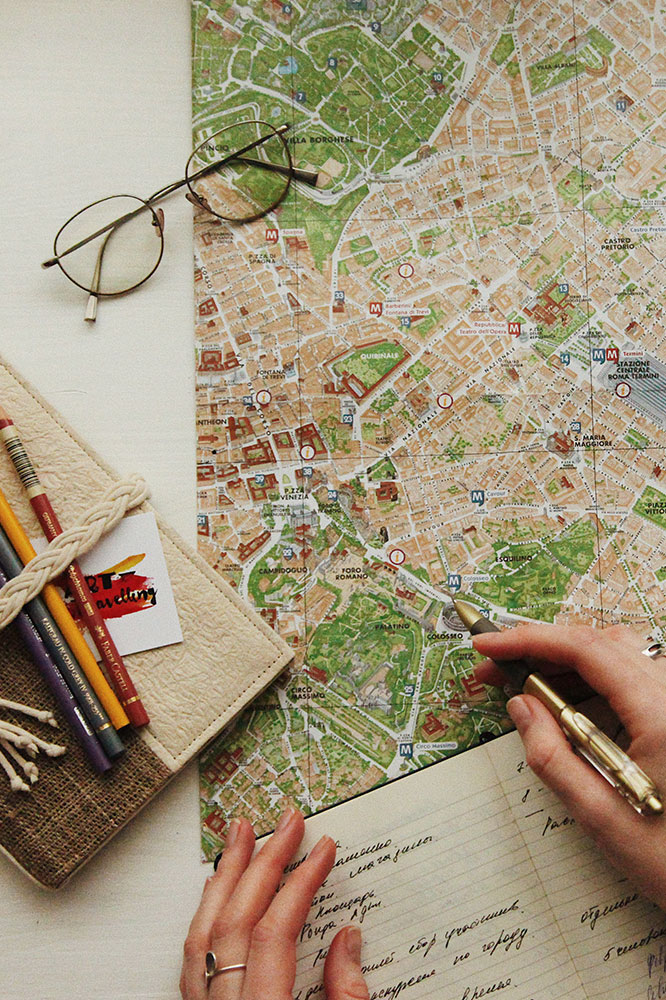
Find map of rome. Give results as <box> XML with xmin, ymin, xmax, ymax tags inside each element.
<box><xmin>191</xmin><ymin>0</ymin><xmax>666</xmax><ymax>858</ymax></box>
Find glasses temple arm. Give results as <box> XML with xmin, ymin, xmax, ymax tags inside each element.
<box><xmin>148</xmin><ymin>155</ymin><xmax>318</xmax><ymax>212</ymax></box>
<box><xmin>42</xmin><ymin>200</ymin><xmax>154</xmax><ymax>268</ymax></box>
<box><xmin>235</xmin><ymin>156</ymin><xmax>319</xmax><ymax>187</ymax></box>
<box><xmin>141</xmin><ymin>154</ymin><xmax>312</xmax><ymax>206</ymax></box>
<box><xmin>42</xmin><ymin>125</ymin><xmax>290</xmax><ymax>267</ymax></box>
<box><xmin>151</xmin><ymin>123</ymin><xmax>305</xmax><ymax>198</ymax></box>
<box><xmin>84</xmin><ymin>223</ymin><xmax>120</xmax><ymax>322</ymax></box>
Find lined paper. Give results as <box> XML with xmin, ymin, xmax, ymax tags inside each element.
<box><xmin>291</xmin><ymin>731</ymin><xmax>665</xmax><ymax>1000</ymax></box>
<box><xmin>490</xmin><ymin>736</ymin><xmax>665</xmax><ymax>1000</ymax></box>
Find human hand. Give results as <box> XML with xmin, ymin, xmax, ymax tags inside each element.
<box><xmin>180</xmin><ymin>807</ymin><xmax>370</xmax><ymax>1000</ymax></box>
<box><xmin>473</xmin><ymin>623</ymin><xmax>666</xmax><ymax>911</ymax></box>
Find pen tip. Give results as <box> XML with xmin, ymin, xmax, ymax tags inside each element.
<box><xmin>445</xmin><ymin>593</ymin><xmax>485</xmax><ymax>631</ymax></box>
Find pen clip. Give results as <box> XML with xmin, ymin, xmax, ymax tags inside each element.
<box><xmin>562</xmin><ymin>709</ymin><xmax>662</xmax><ymax>815</ymax></box>
<box><xmin>573</xmin><ymin>743</ymin><xmax>644</xmax><ymax>811</ymax></box>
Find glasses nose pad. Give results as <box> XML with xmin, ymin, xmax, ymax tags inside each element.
<box><xmin>185</xmin><ymin>190</ymin><xmax>213</xmax><ymax>213</ymax></box>
<box><xmin>152</xmin><ymin>208</ymin><xmax>165</xmax><ymax>234</ymax></box>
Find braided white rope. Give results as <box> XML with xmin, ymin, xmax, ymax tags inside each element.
<box><xmin>0</xmin><ymin>474</ymin><xmax>149</xmax><ymax>631</ymax></box>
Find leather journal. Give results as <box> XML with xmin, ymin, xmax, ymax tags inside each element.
<box><xmin>0</xmin><ymin>358</ymin><xmax>292</xmax><ymax>888</ymax></box>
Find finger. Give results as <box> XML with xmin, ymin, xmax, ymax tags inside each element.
<box><xmin>242</xmin><ymin>834</ymin><xmax>336</xmax><ymax>999</ymax></box>
<box><xmin>473</xmin><ymin>659</ymin><xmax>508</xmax><ymax>687</ymax></box>
<box><xmin>207</xmin><ymin>808</ymin><xmax>306</xmax><ymax>998</ymax></box>
<box><xmin>474</xmin><ymin>659</ymin><xmax>594</xmax><ymax>703</ymax></box>
<box><xmin>508</xmin><ymin>694</ymin><xmax>637</xmax><ymax>846</ymax></box>
<box><xmin>324</xmin><ymin>926</ymin><xmax>369</xmax><ymax>1000</ymax></box>
<box><xmin>599</xmin><ymin>630</ymin><xmax>666</xmax><ymax>688</ymax></box>
<box><xmin>473</xmin><ymin>624</ymin><xmax>658</xmax><ymax>730</ymax></box>
<box><xmin>475</xmin><ymin>654</ymin><xmax>582</xmax><ymax>683</ymax></box>
<box><xmin>193</xmin><ymin>819</ymin><xmax>256</xmax><ymax>930</ymax></box>
<box><xmin>638</xmin><ymin>646</ymin><xmax>666</xmax><ymax>689</ymax></box>
<box><xmin>182</xmin><ymin>818</ymin><xmax>255</xmax><ymax>1000</ymax></box>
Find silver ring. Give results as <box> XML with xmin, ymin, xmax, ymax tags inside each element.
<box><xmin>205</xmin><ymin>952</ymin><xmax>247</xmax><ymax>985</ymax></box>
<box><xmin>641</xmin><ymin>642</ymin><xmax>666</xmax><ymax>660</ymax></box>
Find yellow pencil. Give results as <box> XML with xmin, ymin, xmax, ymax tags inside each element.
<box><xmin>0</xmin><ymin>485</ymin><xmax>129</xmax><ymax>730</ymax></box>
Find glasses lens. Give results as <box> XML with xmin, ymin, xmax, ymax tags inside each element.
<box><xmin>186</xmin><ymin>120</ymin><xmax>292</xmax><ymax>222</ymax></box>
<box><xmin>53</xmin><ymin>195</ymin><xmax>164</xmax><ymax>295</ymax></box>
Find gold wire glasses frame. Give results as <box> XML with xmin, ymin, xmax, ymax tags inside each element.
<box><xmin>42</xmin><ymin>120</ymin><xmax>318</xmax><ymax>322</ymax></box>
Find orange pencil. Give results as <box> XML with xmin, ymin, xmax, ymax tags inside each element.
<box><xmin>0</xmin><ymin>482</ymin><xmax>129</xmax><ymax>730</ymax></box>
<box><xmin>0</xmin><ymin>408</ymin><xmax>149</xmax><ymax>727</ymax></box>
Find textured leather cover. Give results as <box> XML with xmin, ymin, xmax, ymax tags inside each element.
<box><xmin>0</xmin><ymin>357</ymin><xmax>292</xmax><ymax>888</ymax></box>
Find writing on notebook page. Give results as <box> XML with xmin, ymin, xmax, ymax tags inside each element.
<box><xmin>287</xmin><ymin>732</ymin><xmax>666</xmax><ymax>1000</ymax></box>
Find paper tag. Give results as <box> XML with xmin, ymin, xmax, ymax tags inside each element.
<box><xmin>36</xmin><ymin>511</ymin><xmax>183</xmax><ymax>657</ymax></box>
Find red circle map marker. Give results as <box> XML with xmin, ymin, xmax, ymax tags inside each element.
<box><xmin>389</xmin><ymin>548</ymin><xmax>406</xmax><ymax>566</ymax></box>
<box><xmin>615</xmin><ymin>382</ymin><xmax>631</xmax><ymax>398</ymax></box>
<box><xmin>256</xmin><ymin>389</ymin><xmax>272</xmax><ymax>406</ymax></box>
<box><xmin>437</xmin><ymin>392</ymin><xmax>453</xmax><ymax>409</ymax></box>
<box><xmin>398</xmin><ymin>262</ymin><xmax>414</xmax><ymax>279</ymax></box>
<box><xmin>300</xmin><ymin>444</ymin><xmax>315</xmax><ymax>460</ymax></box>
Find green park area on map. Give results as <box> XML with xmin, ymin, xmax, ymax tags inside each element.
<box><xmin>192</xmin><ymin>0</ymin><xmax>666</xmax><ymax>857</ymax></box>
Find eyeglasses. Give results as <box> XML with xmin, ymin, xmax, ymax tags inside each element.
<box><xmin>42</xmin><ymin>120</ymin><xmax>318</xmax><ymax>321</ymax></box>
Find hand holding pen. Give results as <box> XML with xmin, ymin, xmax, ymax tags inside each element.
<box><xmin>472</xmin><ymin>620</ymin><xmax>666</xmax><ymax>912</ymax></box>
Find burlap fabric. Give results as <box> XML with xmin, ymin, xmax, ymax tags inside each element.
<box><xmin>0</xmin><ymin>355</ymin><xmax>293</xmax><ymax>888</ymax></box>
<box><xmin>0</xmin><ymin>625</ymin><xmax>171</xmax><ymax>889</ymax></box>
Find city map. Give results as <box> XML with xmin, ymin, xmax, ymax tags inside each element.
<box><xmin>192</xmin><ymin>0</ymin><xmax>666</xmax><ymax>858</ymax></box>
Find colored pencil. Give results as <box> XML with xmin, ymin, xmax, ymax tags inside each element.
<box><xmin>0</xmin><ymin>407</ymin><xmax>149</xmax><ymax>727</ymax></box>
<box><xmin>0</xmin><ymin>481</ymin><xmax>129</xmax><ymax>730</ymax></box>
<box><xmin>0</xmin><ymin>563</ymin><xmax>112</xmax><ymax>773</ymax></box>
<box><xmin>0</xmin><ymin>525</ymin><xmax>124</xmax><ymax>760</ymax></box>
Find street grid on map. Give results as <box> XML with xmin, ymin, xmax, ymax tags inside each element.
<box><xmin>191</xmin><ymin>0</ymin><xmax>666</xmax><ymax>857</ymax></box>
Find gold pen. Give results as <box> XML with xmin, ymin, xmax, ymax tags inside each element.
<box><xmin>449</xmin><ymin>594</ymin><xmax>663</xmax><ymax>817</ymax></box>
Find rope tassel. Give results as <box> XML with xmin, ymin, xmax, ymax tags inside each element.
<box><xmin>0</xmin><ymin>704</ymin><xmax>67</xmax><ymax>792</ymax></box>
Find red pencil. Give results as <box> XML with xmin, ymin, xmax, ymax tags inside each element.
<box><xmin>0</xmin><ymin>405</ymin><xmax>149</xmax><ymax>727</ymax></box>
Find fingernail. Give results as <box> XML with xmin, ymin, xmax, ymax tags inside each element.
<box><xmin>276</xmin><ymin>806</ymin><xmax>299</xmax><ymax>832</ymax></box>
<box><xmin>309</xmin><ymin>834</ymin><xmax>334</xmax><ymax>859</ymax></box>
<box><xmin>226</xmin><ymin>817</ymin><xmax>242</xmax><ymax>847</ymax></box>
<box><xmin>213</xmin><ymin>852</ymin><xmax>223</xmax><ymax>871</ymax></box>
<box><xmin>345</xmin><ymin>925</ymin><xmax>362</xmax><ymax>963</ymax></box>
<box><xmin>507</xmin><ymin>695</ymin><xmax>531</xmax><ymax>733</ymax></box>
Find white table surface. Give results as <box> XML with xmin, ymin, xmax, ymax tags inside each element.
<box><xmin>0</xmin><ymin>4</ymin><xmax>210</xmax><ymax>997</ymax></box>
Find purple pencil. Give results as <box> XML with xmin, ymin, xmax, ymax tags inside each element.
<box><xmin>0</xmin><ymin>565</ymin><xmax>112</xmax><ymax>775</ymax></box>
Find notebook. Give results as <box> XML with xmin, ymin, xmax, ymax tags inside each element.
<box><xmin>0</xmin><ymin>356</ymin><xmax>292</xmax><ymax>889</ymax></box>
<box><xmin>290</xmin><ymin>729</ymin><xmax>666</xmax><ymax>1000</ymax></box>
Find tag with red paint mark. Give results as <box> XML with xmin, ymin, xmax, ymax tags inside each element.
<box><xmin>38</xmin><ymin>512</ymin><xmax>182</xmax><ymax>658</ymax></box>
